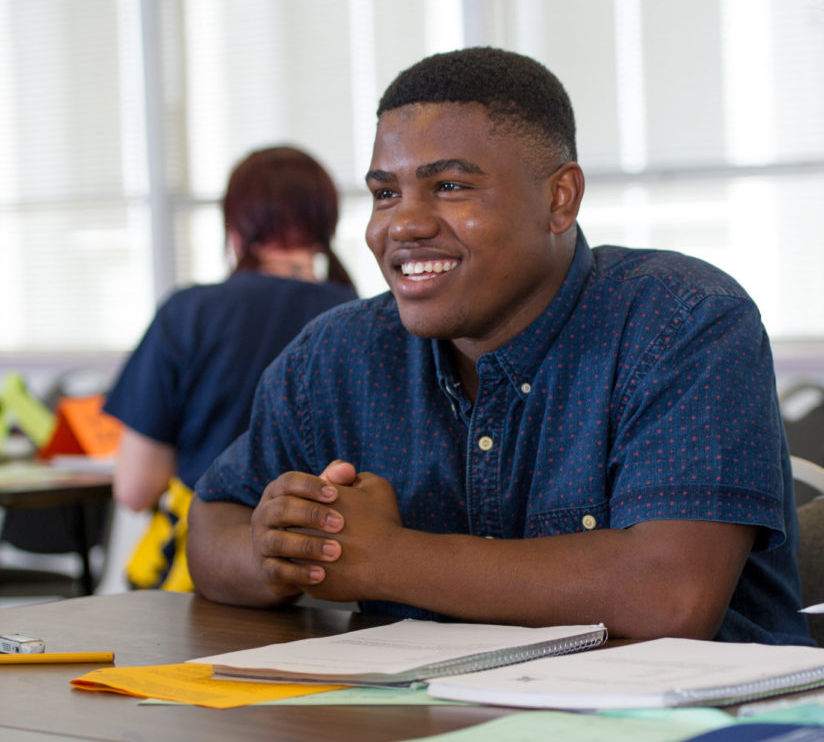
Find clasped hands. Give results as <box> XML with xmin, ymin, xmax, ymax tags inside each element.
<box><xmin>250</xmin><ymin>460</ymin><xmax>403</xmax><ymax>603</ymax></box>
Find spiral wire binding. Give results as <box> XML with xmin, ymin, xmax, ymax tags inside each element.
<box><xmin>416</xmin><ymin>625</ymin><xmax>608</xmax><ymax>682</ymax></box>
<box><xmin>670</xmin><ymin>665</ymin><xmax>824</xmax><ymax>707</ymax></box>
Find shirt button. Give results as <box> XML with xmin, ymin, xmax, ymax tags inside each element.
<box><xmin>520</xmin><ymin>382</ymin><xmax>532</xmax><ymax>394</ymax></box>
<box><xmin>582</xmin><ymin>514</ymin><xmax>597</xmax><ymax>530</ymax></box>
<box><xmin>478</xmin><ymin>435</ymin><xmax>494</xmax><ymax>452</ymax></box>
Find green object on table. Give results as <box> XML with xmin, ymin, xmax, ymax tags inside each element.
<box><xmin>0</xmin><ymin>400</ymin><xmax>9</xmax><ymax>446</ymax></box>
<box><xmin>0</xmin><ymin>372</ymin><xmax>55</xmax><ymax>448</ymax></box>
<box><xmin>397</xmin><ymin>709</ymin><xmax>730</xmax><ymax>742</ymax></box>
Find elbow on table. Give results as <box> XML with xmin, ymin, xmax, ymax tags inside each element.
<box><xmin>625</xmin><ymin>587</ymin><xmax>728</xmax><ymax>641</ymax></box>
<box><xmin>608</xmin><ymin>519</ymin><xmax>753</xmax><ymax>641</ymax></box>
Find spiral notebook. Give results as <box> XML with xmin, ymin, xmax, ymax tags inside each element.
<box><xmin>190</xmin><ymin>619</ymin><xmax>607</xmax><ymax>687</ymax></box>
<box><xmin>427</xmin><ymin>637</ymin><xmax>824</xmax><ymax>710</ymax></box>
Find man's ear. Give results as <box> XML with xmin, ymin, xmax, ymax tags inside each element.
<box><xmin>548</xmin><ymin>163</ymin><xmax>585</xmax><ymax>235</ymax></box>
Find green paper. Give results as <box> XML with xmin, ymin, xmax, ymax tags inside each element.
<box><xmin>396</xmin><ymin>709</ymin><xmax>723</xmax><ymax>742</ymax></box>
<box><xmin>741</xmin><ymin>704</ymin><xmax>824</xmax><ymax>726</ymax></box>
<box><xmin>264</xmin><ymin>686</ymin><xmax>472</xmax><ymax>706</ymax></box>
<box><xmin>603</xmin><ymin>707</ymin><xmax>735</xmax><ymax>728</ymax></box>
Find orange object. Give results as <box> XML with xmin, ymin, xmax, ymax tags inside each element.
<box><xmin>71</xmin><ymin>663</ymin><xmax>345</xmax><ymax>709</ymax></box>
<box><xmin>39</xmin><ymin>394</ymin><xmax>123</xmax><ymax>459</ymax></box>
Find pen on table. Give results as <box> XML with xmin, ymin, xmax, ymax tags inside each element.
<box><xmin>0</xmin><ymin>651</ymin><xmax>114</xmax><ymax>664</ymax></box>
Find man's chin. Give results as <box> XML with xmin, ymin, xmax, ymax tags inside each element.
<box><xmin>398</xmin><ymin>315</ymin><xmax>457</xmax><ymax>341</ymax></box>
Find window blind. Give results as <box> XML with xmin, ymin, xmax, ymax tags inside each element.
<box><xmin>0</xmin><ymin>0</ymin><xmax>822</xmax><ymax>354</ymax></box>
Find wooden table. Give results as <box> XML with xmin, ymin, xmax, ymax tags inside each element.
<box><xmin>0</xmin><ymin>591</ymin><xmax>516</xmax><ymax>741</ymax></box>
<box><xmin>0</xmin><ymin>462</ymin><xmax>113</xmax><ymax>595</ymax></box>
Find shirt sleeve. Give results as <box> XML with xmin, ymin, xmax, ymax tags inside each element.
<box><xmin>607</xmin><ymin>292</ymin><xmax>787</xmax><ymax>550</ymax></box>
<box><xmin>103</xmin><ymin>302</ymin><xmax>184</xmax><ymax>445</ymax></box>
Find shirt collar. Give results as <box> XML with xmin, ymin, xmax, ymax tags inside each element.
<box><xmin>432</xmin><ymin>339</ymin><xmax>473</xmax><ymax>419</ymax></box>
<box><xmin>432</xmin><ymin>228</ymin><xmax>595</xmax><ymax>410</ymax></box>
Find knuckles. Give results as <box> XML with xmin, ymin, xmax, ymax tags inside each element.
<box><xmin>261</xmin><ymin>471</ymin><xmax>313</xmax><ymax>500</ymax></box>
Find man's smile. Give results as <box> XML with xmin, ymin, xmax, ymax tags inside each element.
<box><xmin>400</xmin><ymin>259</ymin><xmax>460</xmax><ymax>279</ymax></box>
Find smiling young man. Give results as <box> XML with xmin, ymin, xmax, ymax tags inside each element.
<box><xmin>187</xmin><ymin>48</ymin><xmax>811</xmax><ymax>644</ymax></box>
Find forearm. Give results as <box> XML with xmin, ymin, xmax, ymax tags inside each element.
<box><xmin>346</xmin><ymin>520</ymin><xmax>754</xmax><ymax>639</ymax></box>
<box><xmin>366</xmin><ymin>529</ymin><xmax>655</xmax><ymax>633</ymax></box>
<box><xmin>186</xmin><ymin>497</ymin><xmax>295</xmax><ymax>607</ymax></box>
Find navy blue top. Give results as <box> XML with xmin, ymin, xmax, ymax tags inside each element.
<box><xmin>104</xmin><ymin>271</ymin><xmax>356</xmax><ymax>489</ymax></box>
<box><xmin>197</xmin><ymin>233</ymin><xmax>811</xmax><ymax>645</ymax></box>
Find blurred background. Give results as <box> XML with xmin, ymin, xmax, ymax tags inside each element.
<box><xmin>0</xmin><ymin>0</ymin><xmax>821</xmax><ymax>365</ymax></box>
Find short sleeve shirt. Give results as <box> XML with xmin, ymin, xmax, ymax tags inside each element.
<box><xmin>196</xmin><ymin>233</ymin><xmax>811</xmax><ymax>645</ymax></box>
<box><xmin>104</xmin><ymin>272</ymin><xmax>356</xmax><ymax>489</ymax></box>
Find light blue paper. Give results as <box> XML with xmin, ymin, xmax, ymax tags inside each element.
<box><xmin>740</xmin><ymin>705</ymin><xmax>824</xmax><ymax>727</ymax></box>
<box><xmin>397</xmin><ymin>709</ymin><xmax>723</xmax><ymax>742</ymax></box>
<box><xmin>603</xmin><ymin>707</ymin><xmax>735</xmax><ymax>729</ymax></box>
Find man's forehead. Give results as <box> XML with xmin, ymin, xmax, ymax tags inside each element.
<box><xmin>370</xmin><ymin>103</ymin><xmax>497</xmax><ymax>165</ymax></box>
<box><xmin>376</xmin><ymin>100</ymin><xmax>493</xmax><ymax>129</ymax></box>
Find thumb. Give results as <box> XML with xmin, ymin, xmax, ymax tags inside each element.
<box><xmin>319</xmin><ymin>459</ymin><xmax>357</xmax><ymax>486</ymax></box>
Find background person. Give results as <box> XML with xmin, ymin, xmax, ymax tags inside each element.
<box><xmin>104</xmin><ymin>145</ymin><xmax>357</xmax><ymax>591</ymax></box>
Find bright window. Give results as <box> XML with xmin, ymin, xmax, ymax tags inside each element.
<box><xmin>0</xmin><ymin>0</ymin><xmax>822</xmax><ymax>354</ymax></box>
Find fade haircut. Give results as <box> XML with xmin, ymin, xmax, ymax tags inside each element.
<box><xmin>377</xmin><ymin>47</ymin><xmax>577</xmax><ymax>174</ymax></box>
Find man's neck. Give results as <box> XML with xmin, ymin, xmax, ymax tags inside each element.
<box><xmin>450</xmin><ymin>347</ymin><xmax>480</xmax><ymax>403</ymax></box>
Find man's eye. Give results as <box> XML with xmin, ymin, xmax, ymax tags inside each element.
<box><xmin>373</xmin><ymin>188</ymin><xmax>398</xmax><ymax>200</ymax></box>
<box><xmin>437</xmin><ymin>182</ymin><xmax>463</xmax><ymax>192</ymax></box>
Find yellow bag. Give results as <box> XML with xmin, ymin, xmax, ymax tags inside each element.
<box><xmin>125</xmin><ymin>477</ymin><xmax>194</xmax><ymax>592</ymax></box>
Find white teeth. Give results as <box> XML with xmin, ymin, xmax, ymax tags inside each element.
<box><xmin>401</xmin><ymin>260</ymin><xmax>457</xmax><ymax>276</ymax></box>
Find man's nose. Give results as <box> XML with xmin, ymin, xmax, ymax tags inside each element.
<box><xmin>388</xmin><ymin>196</ymin><xmax>439</xmax><ymax>242</ymax></box>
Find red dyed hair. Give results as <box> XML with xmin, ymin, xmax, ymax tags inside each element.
<box><xmin>222</xmin><ymin>146</ymin><xmax>354</xmax><ymax>288</ymax></box>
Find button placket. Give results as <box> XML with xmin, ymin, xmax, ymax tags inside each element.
<box><xmin>465</xmin><ymin>360</ymin><xmax>506</xmax><ymax>539</ymax></box>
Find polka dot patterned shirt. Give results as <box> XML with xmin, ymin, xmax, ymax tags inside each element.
<box><xmin>197</xmin><ymin>231</ymin><xmax>811</xmax><ymax>645</ymax></box>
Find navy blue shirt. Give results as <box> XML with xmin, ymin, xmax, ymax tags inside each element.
<box><xmin>197</xmin><ymin>233</ymin><xmax>811</xmax><ymax>645</ymax></box>
<box><xmin>104</xmin><ymin>271</ymin><xmax>356</xmax><ymax>489</ymax></box>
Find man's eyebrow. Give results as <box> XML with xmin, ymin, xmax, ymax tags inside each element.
<box><xmin>365</xmin><ymin>169</ymin><xmax>393</xmax><ymax>184</ymax></box>
<box><xmin>364</xmin><ymin>159</ymin><xmax>485</xmax><ymax>185</ymax></box>
<box><xmin>416</xmin><ymin>159</ymin><xmax>485</xmax><ymax>178</ymax></box>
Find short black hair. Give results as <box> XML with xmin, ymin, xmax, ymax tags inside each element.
<box><xmin>377</xmin><ymin>47</ymin><xmax>577</xmax><ymax>166</ymax></box>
